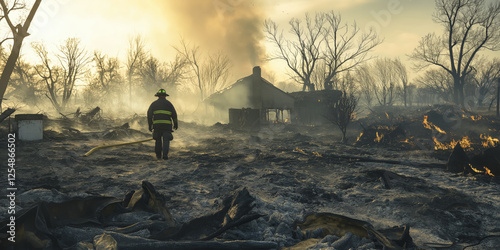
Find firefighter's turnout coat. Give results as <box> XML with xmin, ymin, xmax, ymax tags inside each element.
<box><xmin>147</xmin><ymin>98</ymin><xmax>178</xmax><ymax>132</ymax></box>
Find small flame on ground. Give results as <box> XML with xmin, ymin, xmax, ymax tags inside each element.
<box><xmin>462</xmin><ymin>114</ymin><xmax>482</xmax><ymax>121</ymax></box>
<box><xmin>294</xmin><ymin>147</ymin><xmax>307</xmax><ymax>155</ymax></box>
<box><xmin>385</xmin><ymin>112</ymin><xmax>390</xmax><ymax>120</ymax></box>
<box><xmin>374</xmin><ymin>132</ymin><xmax>384</xmax><ymax>143</ymax></box>
<box><xmin>480</xmin><ymin>134</ymin><xmax>499</xmax><ymax>148</ymax></box>
<box><xmin>423</xmin><ymin>115</ymin><xmax>447</xmax><ymax>134</ymax></box>
<box><xmin>484</xmin><ymin>167</ymin><xmax>495</xmax><ymax>177</ymax></box>
<box><xmin>433</xmin><ymin>136</ymin><xmax>472</xmax><ymax>151</ymax></box>
<box><xmin>313</xmin><ymin>152</ymin><xmax>322</xmax><ymax>157</ymax></box>
<box><xmin>470</xmin><ymin>164</ymin><xmax>495</xmax><ymax>177</ymax></box>
<box><xmin>400</xmin><ymin>136</ymin><xmax>414</xmax><ymax>144</ymax></box>
<box><xmin>356</xmin><ymin>132</ymin><xmax>363</xmax><ymax>142</ymax></box>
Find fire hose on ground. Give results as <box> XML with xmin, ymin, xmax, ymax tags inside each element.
<box><xmin>83</xmin><ymin>138</ymin><xmax>154</xmax><ymax>157</ymax></box>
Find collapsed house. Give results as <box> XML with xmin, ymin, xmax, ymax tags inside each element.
<box><xmin>206</xmin><ymin>66</ymin><xmax>342</xmax><ymax>127</ymax></box>
<box><xmin>206</xmin><ymin>66</ymin><xmax>295</xmax><ymax>128</ymax></box>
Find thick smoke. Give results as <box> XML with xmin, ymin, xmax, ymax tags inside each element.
<box><xmin>160</xmin><ymin>0</ymin><xmax>267</xmax><ymax>77</ymax></box>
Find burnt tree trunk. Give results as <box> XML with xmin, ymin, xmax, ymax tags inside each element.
<box><xmin>497</xmin><ymin>78</ymin><xmax>499</xmax><ymax>117</ymax></box>
<box><xmin>0</xmin><ymin>0</ymin><xmax>41</xmax><ymax>108</ymax></box>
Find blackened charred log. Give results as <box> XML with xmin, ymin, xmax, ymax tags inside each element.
<box><xmin>152</xmin><ymin>187</ymin><xmax>262</xmax><ymax>241</ymax></box>
<box><xmin>446</xmin><ymin>143</ymin><xmax>472</xmax><ymax>174</ymax></box>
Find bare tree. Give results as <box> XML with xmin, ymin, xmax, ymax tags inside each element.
<box><xmin>265</xmin><ymin>13</ymin><xmax>325</xmax><ymax>91</ymax></box>
<box><xmin>336</xmin><ymin>71</ymin><xmax>357</xmax><ymax>95</ymax></box>
<box><xmin>32</xmin><ymin>38</ymin><xmax>90</xmax><ymax>112</ymax></box>
<box><xmin>126</xmin><ymin>35</ymin><xmax>146</xmax><ymax>101</ymax></box>
<box><xmin>393</xmin><ymin>58</ymin><xmax>409</xmax><ymax>107</ymax></box>
<box><xmin>176</xmin><ymin>40</ymin><xmax>231</xmax><ymax>100</ymax></box>
<box><xmin>1</xmin><ymin>53</ymin><xmax>39</xmax><ymax>106</ymax></box>
<box><xmin>497</xmin><ymin>78</ymin><xmax>500</xmax><ymax>116</ymax></box>
<box><xmin>0</xmin><ymin>0</ymin><xmax>41</xmax><ymax>108</ymax></box>
<box><xmin>326</xmin><ymin>91</ymin><xmax>358</xmax><ymax>143</ymax></box>
<box><xmin>163</xmin><ymin>54</ymin><xmax>189</xmax><ymax>89</ymax></box>
<box><xmin>469</xmin><ymin>57</ymin><xmax>500</xmax><ymax>106</ymax></box>
<box><xmin>414</xmin><ymin>68</ymin><xmax>454</xmax><ymax>103</ymax></box>
<box><xmin>372</xmin><ymin>58</ymin><xmax>397</xmax><ymax>106</ymax></box>
<box><xmin>321</xmin><ymin>12</ymin><xmax>381</xmax><ymax>90</ymax></box>
<box><xmin>93</xmin><ymin>50</ymin><xmax>121</xmax><ymax>93</ymax></box>
<box><xmin>32</xmin><ymin>42</ymin><xmax>63</xmax><ymax>112</ymax></box>
<box><xmin>58</xmin><ymin>38</ymin><xmax>90</xmax><ymax>109</ymax></box>
<box><xmin>357</xmin><ymin>58</ymin><xmax>408</xmax><ymax>107</ymax></box>
<box><xmin>175</xmin><ymin>40</ymin><xmax>203</xmax><ymax>98</ymax></box>
<box><xmin>410</xmin><ymin>0</ymin><xmax>500</xmax><ymax>107</ymax></box>
<box><xmin>139</xmin><ymin>54</ymin><xmax>161</xmax><ymax>89</ymax></box>
<box><xmin>356</xmin><ymin>64</ymin><xmax>375</xmax><ymax>107</ymax></box>
<box><xmin>202</xmin><ymin>52</ymin><xmax>231</xmax><ymax>98</ymax></box>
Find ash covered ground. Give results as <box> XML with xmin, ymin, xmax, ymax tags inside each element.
<box><xmin>1</xmin><ymin>106</ymin><xmax>500</xmax><ymax>249</ymax></box>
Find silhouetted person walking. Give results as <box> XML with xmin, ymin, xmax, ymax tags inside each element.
<box><xmin>147</xmin><ymin>89</ymin><xmax>178</xmax><ymax>160</ymax></box>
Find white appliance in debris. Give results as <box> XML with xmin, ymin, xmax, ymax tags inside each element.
<box><xmin>15</xmin><ymin>114</ymin><xmax>44</xmax><ymax>141</ymax></box>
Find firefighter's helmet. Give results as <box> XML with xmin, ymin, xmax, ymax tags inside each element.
<box><xmin>155</xmin><ymin>89</ymin><xmax>169</xmax><ymax>97</ymax></box>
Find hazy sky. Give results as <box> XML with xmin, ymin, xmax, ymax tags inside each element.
<box><xmin>13</xmin><ymin>0</ymin><xmax>500</xmax><ymax>84</ymax></box>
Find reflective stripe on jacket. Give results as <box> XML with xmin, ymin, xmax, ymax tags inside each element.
<box><xmin>147</xmin><ymin>98</ymin><xmax>177</xmax><ymax>131</ymax></box>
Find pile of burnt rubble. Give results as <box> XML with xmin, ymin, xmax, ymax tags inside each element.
<box><xmin>0</xmin><ymin>181</ymin><xmax>419</xmax><ymax>249</ymax></box>
<box><xmin>355</xmin><ymin>105</ymin><xmax>500</xmax><ymax>178</ymax></box>
<box><xmin>38</xmin><ymin>107</ymin><xmax>150</xmax><ymax>141</ymax></box>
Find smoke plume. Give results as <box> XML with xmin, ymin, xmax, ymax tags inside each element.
<box><xmin>160</xmin><ymin>0</ymin><xmax>267</xmax><ymax>78</ymax></box>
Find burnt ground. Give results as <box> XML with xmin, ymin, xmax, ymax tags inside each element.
<box><xmin>1</xmin><ymin>108</ymin><xmax>500</xmax><ymax>249</ymax></box>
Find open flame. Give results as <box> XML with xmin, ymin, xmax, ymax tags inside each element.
<box><xmin>294</xmin><ymin>147</ymin><xmax>307</xmax><ymax>155</ymax></box>
<box><xmin>423</xmin><ymin>115</ymin><xmax>446</xmax><ymax>134</ymax></box>
<box><xmin>462</xmin><ymin>114</ymin><xmax>482</xmax><ymax>121</ymax></box>
<box><xmin>470</xmin><ymin>164</ymin><xmax>495</xmax><ymax>177</ymax></box>
<box><xmin>484</xmin><ymin>167</ymin><xmax>495</xmax><ymax>177</ymax></box>
<box><xmin>374</xmin><ymin>132</ymin><xmax>384</xmax><ymax>143</ymax></box>
<box><xmin>400</xmin><ymin>136</ymin><xmax>414</xmax><ymax>144</ymax></box>
<box><xmin>313</xmin><ymin>152</ymin><xmax>322</xmax><ymax>157</ymax></box>
<box><xmin>480</xmin><ymin>134</ymin><xmax>499</xmax><ymax>148</ymax></box>
<box><xmin>356</xmin><ymin>132</ymin><xmax>363</xmax><ymax>142</ymax></box>
<box><xmin>433</xmin><ymin>136</ymin><xmax>472</xmax><ymax>151</ymax></box>
<box><xmin>471</xmin><ymin>115</ymin><xmax>481</xmax><ymax>121</ymax></box>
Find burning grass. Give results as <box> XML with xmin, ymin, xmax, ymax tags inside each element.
<box><xmin>423</xmin><ymin>115</ymin><xmax>447</xmax><ymax>135</ymax></box>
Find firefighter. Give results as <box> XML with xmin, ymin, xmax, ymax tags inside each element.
<box><xmin>147</xmin><ymin>89</ymin><xmax>178</xmax><ymax>160</ymax></box>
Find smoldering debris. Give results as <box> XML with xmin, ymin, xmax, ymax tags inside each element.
<box><xmin>288</xmin><ymin>212</ymin><xmax>415</xmax><ymax>249</ymax></box>
<box><xmin>0</xmin><ymin>182</ymin><xmax>272</xmax><ymax>249</ymax></box>
<box><xmin>0</xmin><ymin>180</ymin><xmax>425</xmax><ymax>250</ymax></box>
<box><xmin>1</xmin><ymin>104</ymin><xmax>499</xmax><ymax>249</ymax></box>
<box><xmin>43</xmin><ymin>108</ymin><xmax>150</xmax><ymax>141</ymax></box>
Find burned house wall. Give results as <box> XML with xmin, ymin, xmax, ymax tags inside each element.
<box><xmin>289</xmin><ymin>90</ymin><xmax>343</xmax><ymax>125</ymax></box>
<box><xmin>206</xmin><ymin>66</ymin><xmax>295</xmax><ymax>125</ymax></box>
<box><xmin>229</xmin><ymin>108</ymin><xmax>261</xmax><ymax>129</ymax></box>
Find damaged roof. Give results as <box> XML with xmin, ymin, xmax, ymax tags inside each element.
<box><xmin>206</xmin><ymin>66</ymin><xmax>295</xmax><ymax>110</ymax></box>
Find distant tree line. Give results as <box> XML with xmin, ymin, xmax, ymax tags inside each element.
<box><xmin>265</xmin><ymin>0</ymin><xmax>500</xmax><ymax>109</ymax></box>
<box><xmin>1</xmin><ymin>33</ymin><xmax>232</xmax><ymax>113</ymax></box>
<box><xmin>1</xmin><ymin>0</ymin><xmax>499</xmax><ymax>114</ymax></box>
